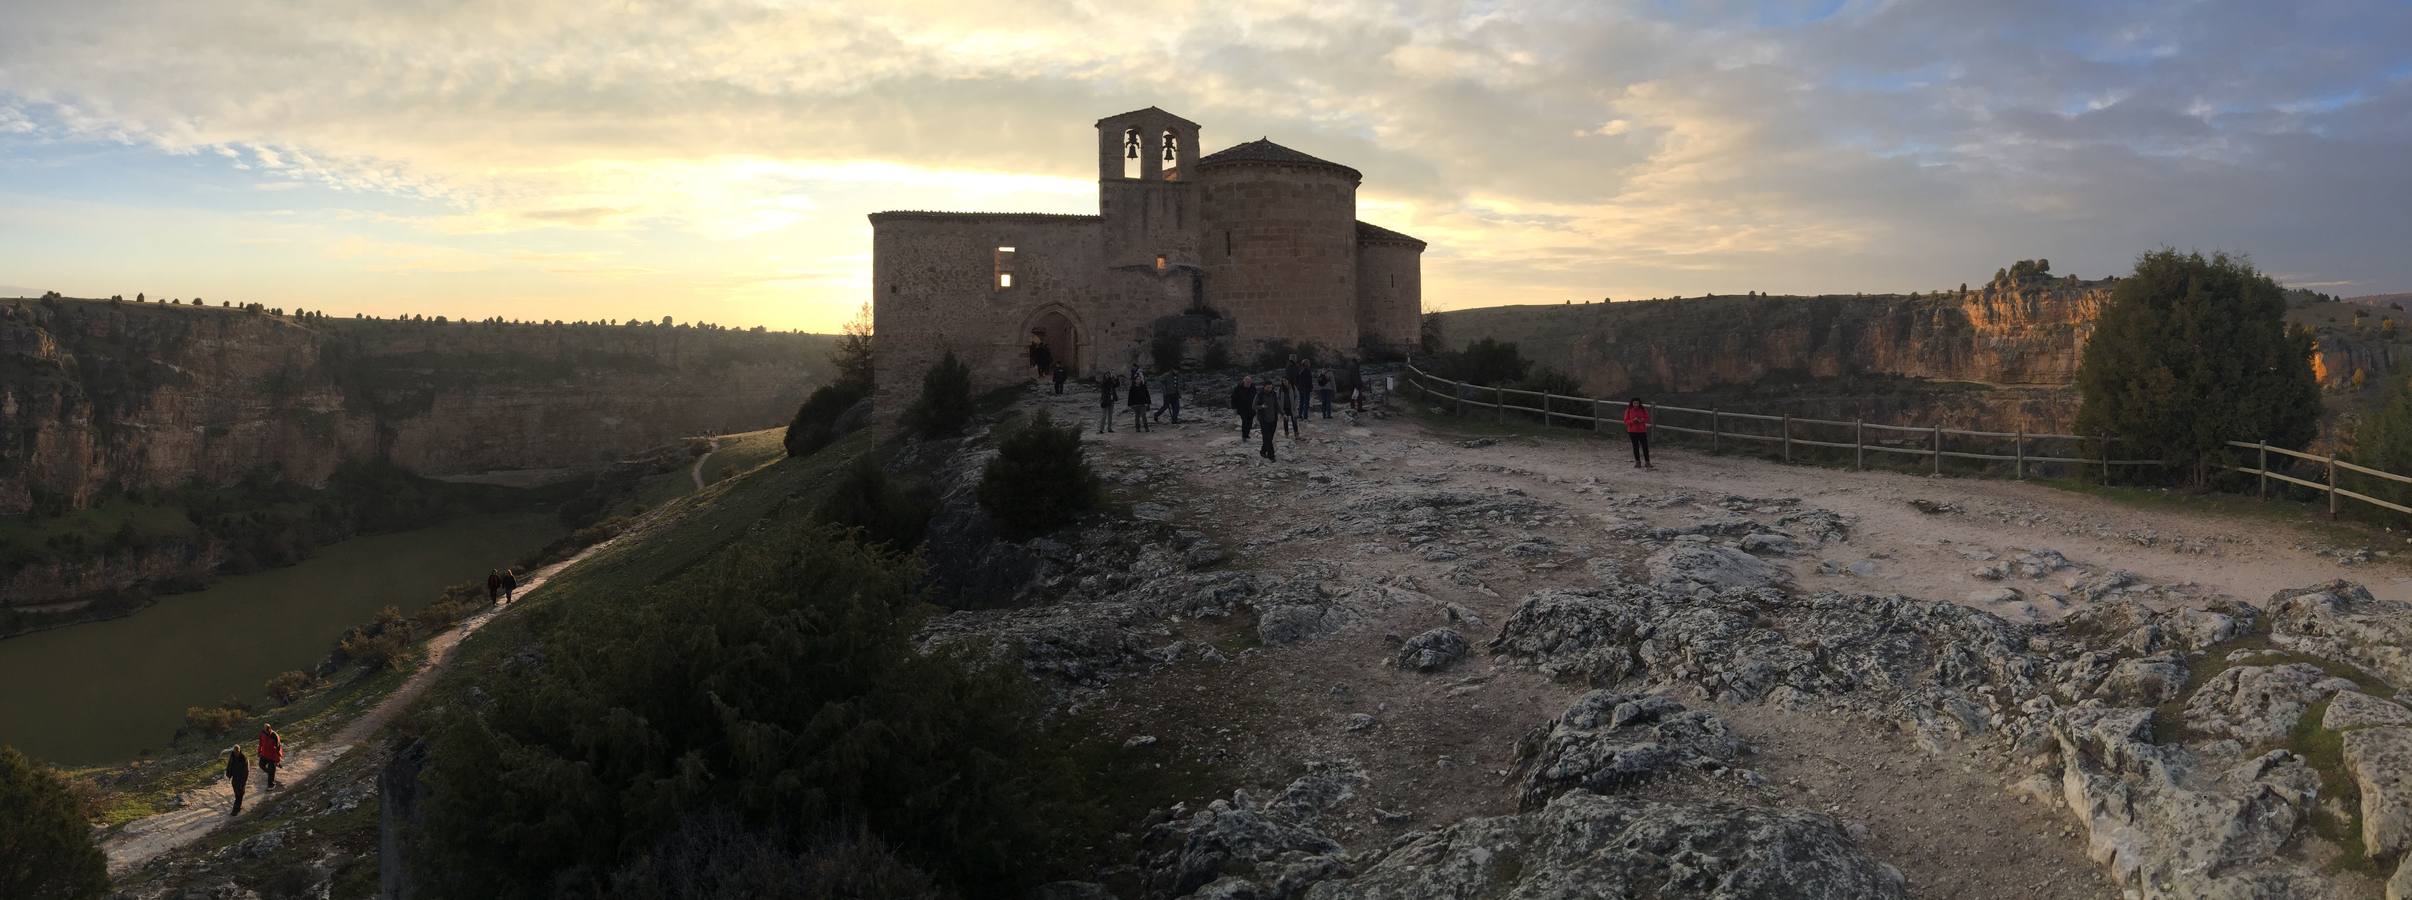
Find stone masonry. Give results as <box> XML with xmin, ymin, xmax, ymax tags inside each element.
<box><xmin>870</xmin><ymin>106</ymin><xmax>1424</xmax><ymax>416</ymax></box>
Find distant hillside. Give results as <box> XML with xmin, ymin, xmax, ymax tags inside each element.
<box><xmin>1</xmin><ymin>295</ymin><xmax>834</xmax><ymax>517</ymax></box>
<box><xmin>2346</xmin><ymin>292</ymin><xmax>2412</xmax><ymax>308</ymax></box>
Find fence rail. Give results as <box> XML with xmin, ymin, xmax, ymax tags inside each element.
<box><xmin>1398</xmin><ymin>364</ymin><xmax>2408</xmax><ymax>520</ymax></box>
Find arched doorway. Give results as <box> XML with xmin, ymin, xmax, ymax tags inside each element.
<box><xmin>1026</xmin><ymin>307</ymin><xmax>1081</xmax><ymax>377</ymax></box>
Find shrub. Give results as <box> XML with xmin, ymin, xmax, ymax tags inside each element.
<box><xmin>1150</xmin><ymin>330</ymin><xmax>1185</xmax><ymax>373</ymax></box>
<box><xmin>784</xmin><ymin>379</ymin><xmax>871</xmax><ymax>458</ymax></box>
<box><xmin>607</xmin><ymin>819</ymin><xmax>949</xmax><ymax>900</ymax></box>
<box><xmin>0</xmin><ymin>746</ymin><xmax>109</xmax><ymax>900</ymax></box>
<box><xmin>266</xmin><ymin>670</ymin><xmax>317</xmax><ymax>705</ymax></box>
<box><xmin>1419</xmin><ymin>312</ymin><xmax>1447</xmax><ymax>356</ymax></box>
<box><xmin>2074</xmin><ymin>250</ymin><xmax>2318</xmax><ymax>484</ymax></box>
<box><xmin>2354</xmin><ymin>374</ymin><xmax>2412</xmax><ymax>508</ymax></box>
<box><xmin>1430</xmin><ymin>337</ymin><xmax>1531</xmax><ymax>386</ymax></box>
<box><xmin>408</xmin><ymin>522</ymin><xmax>1094</xmax><ymax>897</ymax></box>
<box><xmin>1200</xmin><ymin>339</ymin><xmax>1232</xmax><ymax>370</ymax></box>
<box><xmin>902</xmin><ymin>350</ymin><xmax>974</xmax><ymax>439</ymax></box>
<box><xmin>183</xmin><ymin>705</ymin><xmax>246</xmax><ymax>737</ymax></box>
<box><xmin>336</xmin><ymin>606</ymin><xmax>416</xmax><ymax>671</ymax></box>
<box><xmin>976</xmin><ymin>411</ymin><xmax>1098</xmax><ymax>539</ymax></box>
<box><xmin>818</xmin><ymin>458</ymin><xmax>936</xmax><ymax>549</ymax></box>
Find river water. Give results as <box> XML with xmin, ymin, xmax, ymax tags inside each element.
<box><xmin>0</xmin><ymin>512</ymin><xmax>562</xmax><ymax>766</ymax></box>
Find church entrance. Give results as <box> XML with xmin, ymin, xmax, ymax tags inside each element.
<box><xmin>1026</xmin><ymin>307</ymin><xmax>1081</xmax><ymax>377</ymax></box>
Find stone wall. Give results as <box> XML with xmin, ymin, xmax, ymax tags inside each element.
<box><xmin>1199</xmin><ymin>163</ymin><xmax>1362</xmax><ymax>353</ymax></box>
<box><xmin>1355</xmin><ymin>239</ymin><xmax>1422</xmax><ymax>355</ymax></box>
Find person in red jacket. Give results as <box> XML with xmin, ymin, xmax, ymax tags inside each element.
<box><xmin>1623</xmin><ymin>398</ymin><xmax>1654</xmax><ymax>469</ymax></box>
<box><xmin>257</xmin><ymin>723</ymin><xmax>285</xmax><ymax>789</ymax></box>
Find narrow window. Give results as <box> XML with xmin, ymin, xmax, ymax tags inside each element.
<box><xmin>995</xmin><ymin>246</ymin><xmax>1016</xmax><ymax>290</ymax></box>
<box><xmin>1223</xmin><ymin>231</ymin><xmax>1232</xmax><ymax>257</ymax></box>
<box><xmin>889</xmin><ymin>283</ymin><xmax>899</xmax><ymax>294</ymax></box>
<box><xmin>1155</xmin><ymin>254</ymin><xmax>1167</xmax><ymax>270</ymax></box>
<box><xmin>999</xmin><ymin>273</ymin><xmax>1014</xmax><ymax>289</ymax></box>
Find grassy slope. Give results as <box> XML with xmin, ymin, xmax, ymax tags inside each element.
<box><xmin>705</xmin><ymin>427</ymin><xmax>789</xmax><ymax>484</ymax></box>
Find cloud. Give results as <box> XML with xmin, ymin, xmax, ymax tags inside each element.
<box><xmin>1</xmin><ymin>0</ymin><xmax>2409</xmax><ymax>330</ymax></box>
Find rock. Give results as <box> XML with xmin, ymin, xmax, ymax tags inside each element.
<box><xmin>1141</xmin><ymin>762</ymin><xmax>1364</xmax><ymax>898</ymax></box>
<box><xmin>1644</xmin><ymin>543</ymin><xmax>1789</xmax><ymax>594</ymax></box>
<box><xmin>1259</xmin><ymin>604</ymin><xmax>1348</xmax><ymax>646</ymax></box>
<box><xmin>1032</xmin><ymin>882</ymin><xmax>1119</xmax><ymax>900</ymax></box>
<box><xmin>1965</xmin><ymin>587</ymin><xmax>2022</xmax><ymax>605</ymax></box>
<box><xmin>1740</xmin><ymin>532</ymin><xmax>1802</xmax><ymax>557</ymax></box>
<box><xmin>2096</xmin><ymin>653</ymin><xmax>2188</xmax><ymax>706</ymax></box>
<box><xmin>2067</xmin><ymin>569</ymin><xmax>2140</xmax><ymax>603</ymax></box>
<box><xmin>2050</xmin><ymin>706</ymin><xmax>2327</xmax><ymax>897</ymax></box>
<box><xmin>1125</xmin><ymin>735</ymin><xmax>1158</xmax><ymax>749</ymax></box>
<box><xmin>1133</xmin><ymin>502</ymin><xmax>1173</xmax><ymax>521</ymax></box>
<box><xmin>2181</xmin><ymin>664</ymin><xmax>2355</xmax><ymax>744</ymax></box>
<box><xmin>1395</xmin><ymin>627</ymin><xmax>1469</xmax><ymax>672</ymax></box>
<box><xmin>2326</xmin><ymin>692</ymin><xmax>2412</xmax><ymax>731</ymax></box>
<box><xmin>2009</xmin><ymin>549</ymin><xmax>2074</xmax><ymax>578</ymax></box>
<box><xmin>2343</xmin><ymin>727</ymin><xmax>2412</xmax><ymax>862</ymax></box>
<box><xmin>1513</xmin><ymin>691</ymin><xmax>1745</xmax><ymax>809</ymax></box>
<box><xmin>1304</xmin><ymin>792</ymin><xmax>1905</xmax><ymax>900</ymax></box>
<box><xmin>1342</xmin><ymin>713</ymin><xmax>1376</xmax><ymax>732</ymax></box>
<box><xmin>2269</xmin><ymin>581</ymin><xmax>2412</xmax><ymax>686</ymax></box>
<box><xmin>1186</xmin><ymin>545</ymin><xmax>1229</xmax><ymax>569</ymax></box>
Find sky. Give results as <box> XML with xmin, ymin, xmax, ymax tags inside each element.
<box><xmin>2</xmin><ymin>0</ymin><xmax>2409</xmax><ymax>333</ymax></box>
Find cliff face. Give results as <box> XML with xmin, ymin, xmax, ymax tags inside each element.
<box><xmin>0</xmin><ymin>298</ymin><xmax>827</xmax><ymax>515</ymax></box>
<box><xmin>1440</xmin><ymin>280</ymin><xmax>2109</xmax><ymax>398</ymax></box>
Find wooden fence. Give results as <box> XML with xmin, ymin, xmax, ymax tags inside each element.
<box><xmin>1397</xmin><ymin>364</ymin><xmax>2409</xmax><ymax>520</ymax></box>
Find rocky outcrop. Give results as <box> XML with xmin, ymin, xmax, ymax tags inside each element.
<box><xmin>1512</xmin><ymin>691</ymin><xmax>1745</xmax><ymax>809</ymax></box>
<box><xmin>1442</xmin><ymin>277</ymin><xmax>2109</xmax><ymax>397</ymax></box>
<box><xmin>0</xmin><ymin>297</ymin><xmax>825</xmax><ymax>515</ymax></box>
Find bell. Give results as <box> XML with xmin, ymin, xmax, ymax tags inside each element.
<box><xmin>1124</xmin><ymin>130</ymin><xmax>1140</xmax><ymax>159</ymax></box>
<box><xmin>1162</xmin><ymin>138</ymin><xmax>1177</xmax><ymax>162</ymax></box>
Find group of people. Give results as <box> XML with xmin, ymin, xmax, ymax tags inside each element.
<box><xmin>485</xmin><ymin>567</ymin><xmax>519</xmax><ymax>604</ymax></box>
<box><xmin>222</xmin><ymin>723</ymin><xmax>284</xmax><ymax>816</ymax></box>
<box><xmin>1228</xmin><ymin>357</ymin><xmax>1368</xmax><ymax>461</ymax></box>
<box><xmin>1093</xmin><ymin>366</ymin><xmax>1185</xmax><ymax>433</ymax></box>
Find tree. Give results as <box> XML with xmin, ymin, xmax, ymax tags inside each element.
<box><xmin>831</xmin><ymin>303</ymin><xmax>874</xmax><ymax>387</ymax></box>
<box><xmin>2074</xmin><ymin>250</ymin><xmax>2319</xmax><ymax>484</ymax></box>
<box><xmin>902</xmin><ymin>350</ymin><xmax>973</xmax><ymax>439</ymax></box>
<box><xmin>977</xmin><ymin>411</ymin><xmax>1098</xmax><ymax>538</ymax></box>
<box><xmin>1418</xmin><ymin>312</ymin><xmax>1446</xmax><ymax>356</ymax></box>
<box><xmin>0</xmin><ymin>746</ymin><xmax>108</xmax><ymax>900</ymax></box>
<box><xmin>2385</xmin><ymin>318</ymin><xmax>2399</xmax><ymax>338</ymax></box>
<box><xmin>135</xmin><ymin>292</ymin><xmax>145</xmax><ymax>303</ymax></box>
<box><xmin>2354</xmin><ymin>374</ymin><xmax>2412</xmax><ymax>507</ymax></box>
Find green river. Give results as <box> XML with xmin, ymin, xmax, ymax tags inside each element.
<box><xmin>0</xmin><ymin>512</ymin><xmax>562</xmax><ymax>766</ymax></box>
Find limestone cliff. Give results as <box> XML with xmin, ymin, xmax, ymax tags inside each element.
<box><xmin>0</xmin><ymin>297</ymin><xmax>829</xmax><ymax>516</ymax></box>
<box><xmin>1440</xmin><ymin>279</ymin><xmax>2109</xmax><ymax>397</ymax></box>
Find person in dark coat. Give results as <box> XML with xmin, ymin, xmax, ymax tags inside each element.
<box><xmin>501</xmin><ymin>568</ymin><xmax>519</xmax><ymax>602</ymax></box>
<box><xmin>1316</xmin><ymin>370</ymin><xmax>1335</xmax><ymax>419</ymax></box>
<box><xmin>1255</xmin><ymin>385</ymin><xmax>1280</xmax><ymax>461</ymax></box>
<box><xmin>1128</xmin><ymin>373</ymin><xmax>1152</xmax><ymax>432</ymax></box>
<box><xmin>226</xmin><ymin>747</ymin><xmax>250</xmax><ymax>816</ymax></box>
<box><xmin>1153</xmin><ymin>377</ymin><xmax>1181</xmax><ymax>423</ymax></box>
<box><xmin>1098</xmin><ymin>373</ymin><xmax>1120</xmax><ymax>433</ymax></box>
<box><xmin>1279</xmin><ymin>380</ymin><xmax>1301</xmax><ymax>438</ymax></box>
<box><xmin>1287</xmin><ymin>358</ymin><xmax>1312</xmax><ymax>421</ymax></box>
<box><xmin>485</xmin><ymin>569</ymin><xmax>501</xmax><ymax>605</ymax></box>
<box><xmin>1232</xmin><ymin>376</ymin><xmax>1256</xmax><ymax>440</ymax></box>
<box><xmin>1052</xmin><ymin>364</ymin><xmax>1068</xmax><ymax>395</ymax></box>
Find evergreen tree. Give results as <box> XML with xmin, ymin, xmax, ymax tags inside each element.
<box><xmin>831</xmin><ymin>303</ymin><xmax>874</xmax><ymax>387</ymax></box>
<box><xmin>2354</xmin><ymin>374</ymin><xmax>2412</xmax><ymax>507</ymax></box>
<box><xmin>0</xmin><ymin>746</ymin><xmax>109</xmax><ymax>900</ymax></box>
<box><xmin>902</xmin><ymin>350</ymin><xmax>973</xmax><ymax>439</ymax></box>
<box><xmin>2074</xmin><ymin>250</ymin><xmax>2318</xmax><ymax>484</ymax></box>
<box><xmin>977</xmin><ymin>410</ymin><xmax>1098</xmax><ymax>538</ymax></box>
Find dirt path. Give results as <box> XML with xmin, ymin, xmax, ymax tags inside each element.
<box><xmin>1036</xmin><ymin>384</ymin><xmax>2401</xmax><ymax>899</ymax></box>
<box><xmin>689</xmin><ymin>437</ymin><xmax>720</xmax><ymax>491</ymax></box>
<box><xmin>100</xmin><ymin>537</ymin><xmax>611</xmax><ymax>874</ymax></box>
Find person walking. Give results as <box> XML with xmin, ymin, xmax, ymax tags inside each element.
<box><xmin>1153</xmin><ymin>377</ymin><xmax>1182</xmax><ymax>424</ymax></box>
<box><xmin>257</xmin><ymin>723</ymin><xmax>285</xmax><ymax>789</ymax></box>
<box><xmin>1030</xmin><ymin>340</ymin><xmax>1052</xmax><ymax>378</ymax></box>
<box><xmin>1128</xmin><ymin>372</ymin><xmax>1152</xmax><ymax>433</ymax></box>
<box><xmin>1052</xmin><ymin>363</ymin><xmax>1068</xmax><ymax>395</ymax></box>
<box><xmin>1316</xmin><ymin>370</ymin><xmax>1335</xmax><ymax>419</ymax></box>
<box><xmin>501</xmin><ymin>568</ymin><xmax>519</xmax><ymax>602</ymax></box>
<box><xmin>225</xmin><ymin>747</ymin><xmax>250</xmax><ymax>816</ymax></box>
<box><xmin>1349</xmin><ymin>382</ymin><xmax>1365</xmax><ymax>413</ymax></box>
<box><xmin>1280</xmin><ymin>380</ymin><xmax>1301</xmax><ymax>438</ymax></box>
<box><xmin>1232</xmin><ymin>376</ymin><xmax>1256</xmax><ymax>440</ymax></box>
<box><xmin>1623</xmin><ymin>397</ymin><xmax>1654</xmax><ymax>469</ymax></box>
<box><xmin>1255</xmin><ymin>385</ymin><xmax>1280</xmax><ymax>461</ymax></box>
<box><xmin>485</xmin><ymin>569</ymin><xmax>501</xmax><ymax>605</ymax></box>
<box><xmin>1287</xmin><ymin>358</ymin><xmax>1312</xmax><ymax>420</ymax></box>
<box><xmin>1098</xmin><ymin>373</ymin><xmax>1120</xmax><ymax>433</ymax></box>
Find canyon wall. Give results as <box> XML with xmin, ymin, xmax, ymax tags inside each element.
<box><xmin>0</xmin><ymin>297</ymin><xmax>830</xmax><ymax>516</ymax></box>
<box><xmin>1439</xmin><ymin>279</ymin><xmax>2109</xmax><ymax>399</ymax></box>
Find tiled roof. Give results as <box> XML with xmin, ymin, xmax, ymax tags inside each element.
<box><xmin>1197</xmin><ymin>139</ymin><xmax>1362</xmax><ymax>180</ymax></box>
<box><xmin>868</xmin><ymin>211</ymin><xmax>1102</xmax><ymax>224</ymax></box>
<box><xmin>1355</xmin><ymin>220</ymin><xmax>1427</xmax><ymax>249</ymax></box>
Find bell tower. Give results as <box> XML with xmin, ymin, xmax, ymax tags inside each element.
<box><xmin>1095</xmin><ymin>106</ymin><xmax>1202</xmax><ymax>270</ymax></box>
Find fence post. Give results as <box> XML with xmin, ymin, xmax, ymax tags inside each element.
<box><xmin>1854</xmin><ymin>419</ymin><xmax>1864</xmax><ymax>471</ymax></box>
<box><xmin>1711</xmin><ymin>409</ymin><xmax>1721</xmax><ymax>453</ymax></box>
<box><xmin>2014</xmin><ymin>428</ymin><xmax>2025</xmax><ymax>480</ymax></box>
<box><xmin>1932</xmin><ymin>425</ymin><xmax>1943</xmax><ymax>475</ymax></box>
<box><xmin>2258</xmin><ymin>443</ymin><xmax>2268</xmax><ymax>499</ymax></box>
<box><xmin>1495</xmin><ymin>386</ymin><xmax>1505</xmax><ymax>424</ymax></box>
<box><xmin>1453</xmin><ymin>378</ymin><xmax>1463</xmax><ymax>418</ymax></box>
<box><xmin>1591</xmin><ymin>399</ymin><xmax>1602</xmax><ymax>434</ymax></box>
<box><xmin>1782</xmin><ymin>415</ymin><xmax>1793</xmax><ymax>463</ymax></box>
<box><xmin>2329</xmin><ymin>454</ymin><xmax>2340</xmax><ymax>519</ymax></box>
<box><xmin>1542</xmin><ymin>390</ymin><xmax>1553</xmax><ymax>428</ymax></box>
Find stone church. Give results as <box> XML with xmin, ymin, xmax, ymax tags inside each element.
<box><xmin>868</xmin><ymin>106</ymin><xmax>1425</xmax><ymax>413</ymax></box>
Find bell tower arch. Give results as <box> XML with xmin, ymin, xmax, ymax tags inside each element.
<box><xmin>1095</xmin><ymin>107</ymin><xmax>1202</xmax><ymax>270</ymax></box>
